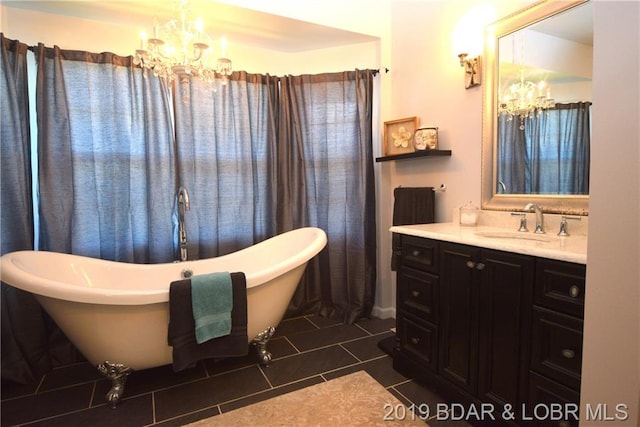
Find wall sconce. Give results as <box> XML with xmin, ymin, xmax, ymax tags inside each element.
<box><xmin>452</xmin><ymin>6</ymin><xmax>495</xmax><ymax>90</ymax></box>
<box><xmin>458</xmin><ymin>53</ymin><xmax>481</xmax><ymax>89</ymax></box>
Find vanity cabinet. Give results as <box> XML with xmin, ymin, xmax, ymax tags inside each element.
<box><xmin>439</xmin><ymin>242</ymin><xmax>533</xmax><ymax>410</ymax></box>
<box><xmin>527</xmin><ymin>259</ymin><xmax>586</xmax><ymax>427</ymax></box>
<box><xmin>394</xmin><ymin>235</ymin><xmax>586</xmax><ymax>426</ymax></box>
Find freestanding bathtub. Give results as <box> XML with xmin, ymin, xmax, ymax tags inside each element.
<box><xmin>0</xmin><ymin>227</ymin><xmax>327</xmax><ymax>406</ymax></box>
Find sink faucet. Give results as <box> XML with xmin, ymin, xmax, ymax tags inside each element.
<box><xmin>524</xmin><ymin>203</ymin><xmax>545</xmax><ymax>234</ymax></box>
<box><xmin>176</xmin><ymin>186</ymin><xmax>190</xmax><ymax>262</ymax></box>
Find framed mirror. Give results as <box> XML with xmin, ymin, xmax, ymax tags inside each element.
<box><xmin>481</xmin><ymin>0</ymin><xmax>592</xmax><ymax>215</ymax></box>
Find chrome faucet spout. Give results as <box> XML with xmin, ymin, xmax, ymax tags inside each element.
<box><xmin>524</xmin><ymin>202</ymin><xmax>545</xmax><ymax>234</ymax></box>
<box><xmin>177</xmin><ymin>186</ymin><xmax>190</xmax><ymax>211</ymax></box>
<box><xmin>176</xmin><ymin>186</ymin><xmax>190</xmax><ymax>261</ymax></box>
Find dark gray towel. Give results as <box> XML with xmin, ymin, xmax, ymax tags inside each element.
<box><xmin>168</xmin><ymin>272</ymin><xmax>248</xmax><ymax>372</ymax></box>
<box><xmin>391</xmin><ymin>187</ymin><xmax>435</xmax><ymax>270</ymax></box>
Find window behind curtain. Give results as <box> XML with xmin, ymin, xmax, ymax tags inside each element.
<box><xmin>173</xmin><ymin>71</ymin><xmax>279</xmax><ymax>259</ymax></box>
<box><xmin>35</xmin><ymin>46</ymin><xmax>177</xmax><ymax>262</ymax></box>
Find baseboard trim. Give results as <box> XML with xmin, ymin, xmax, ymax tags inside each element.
<box><xmin>371</xmin><ymin>305</ymin><xmax>396</xmax><ymax>320</ymax></box>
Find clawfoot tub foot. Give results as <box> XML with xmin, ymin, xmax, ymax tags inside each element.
<box><xmin>97</xmin><ymin>361</ymin><xmax>134</xmax><ymax>408</ymax></box>
<box><xmin>251</xmin><ymin>326</ymin><xmax>276</xmax><ymax>366</ymax></box>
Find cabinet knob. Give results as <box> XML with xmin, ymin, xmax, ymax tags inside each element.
<box><xmin>561</xmin><ymin>349</ymin><xmax>576</xmax><ymax>359</ymax></box>
<box><xmin>466</xmin><ymin>261</ymin><xmax>475</xmax><ymax>269</ymax></box>
<box><xmin>411</xmin><ymin>337</ymin><xmax>420</xmax><ymax>345</ymax></box>
<box><xmin>412</xmin><ymin>250</ymin><xmax>421</xmax><ymax>257</ymax></box>
<box><xmin>411</xmin><ymin>290</ymin><xmax>421</xmax><ymax>298</ymax></box>
<box><xmin>569</xmin><ymin>285</ymin><xmax>580</xmax><ymax>298</ymax></box>
<box><xmin>475</xmin><ymin>262</ymin><xmax>486</xmax><ymax>271</ymax></box>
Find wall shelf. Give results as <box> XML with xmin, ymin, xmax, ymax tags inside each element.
<box><xmin>375</xmin><ymin>149</ymin><xmax>452</xmax><ymax>163</ymax></box>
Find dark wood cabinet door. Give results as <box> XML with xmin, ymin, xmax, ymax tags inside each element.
<box><xmin>477</xmin><ymin>249</ymin><xmax>534</xmax><ymax>410</ymax></box>
<box><xmin>438</xmin><ymin>242</ymin><xmax>480</xmax><ymax>395</ymax></box>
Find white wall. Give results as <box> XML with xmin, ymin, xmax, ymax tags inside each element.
<box><xmin>581</xmin><ymin>1</ymin><xmax>639</xmax><ymax>425</ymax></box>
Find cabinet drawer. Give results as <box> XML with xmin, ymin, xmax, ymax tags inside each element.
<box><xmin>527</xmin><ymin>371</ymin><xmax>580</xmax><ymax>427</ymax></box>
<box><xmin>398</xmin><ymin>266</ymin><xmax>438</xmax><ymax>323</ymax></box>
<box><xmin>398</xmin><ymin>313</ymin><xmax>438</xmax><ymax>372</ymax></box>
<box><xmin>401</xmin><ymin>236</ymin><xmax>439</xmax><ymax>274</ymax></box>
<box><xmin>531</xmin><ymin>306</ymin><xmax>583</xmax><ymax>391</ymax></box>
<box><xmin>535</xmin><ymin>259</ymin><xmax>586</xmax><ymax>318</ymax></box>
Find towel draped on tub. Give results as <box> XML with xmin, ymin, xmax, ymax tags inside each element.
<box><xmin>191</xmin><ymin>272</ymin><xmax>233</xmax><ymax>343</ymax></box>
<box><xmin>168</xmin><ymin>272</ymin><xmax>248</xmax><ymax>372</ymax></box>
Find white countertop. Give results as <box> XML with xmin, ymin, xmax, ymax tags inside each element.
<box><xmin>390</xmin><ymin>223</ymin><xmax>587</xmax><ymax>264</ymax></box>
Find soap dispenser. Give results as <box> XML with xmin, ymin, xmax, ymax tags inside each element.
<box><xmin>459</xmin><ymin>201</ymin><xmax>479</xmax><ymax>226</ymax></box>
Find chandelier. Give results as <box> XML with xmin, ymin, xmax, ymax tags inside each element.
<box><xmin>499</xmin><ymin>68</ymin><xmax>555</xmax><ymax>131</ymax></box>
<box><xmin>133</xmin><ymin>0</ymin><xmax>232</xmax><ymax>92</ymax></box>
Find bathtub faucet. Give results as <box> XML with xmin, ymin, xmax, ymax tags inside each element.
<box><xmin>176</xmin><ymin>186</ymin><xmax>190</xmax><ymax>262</ymax></box>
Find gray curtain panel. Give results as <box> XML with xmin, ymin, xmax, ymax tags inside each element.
<box><xmin>278</xmin><ymin>70</ymin><xmax>377</xmax><ymax>323</ymax></box>
<box><xmin>173</xmin><ymin>71</ymin><xmax>280</xmax><ymax>259</ymax></box>
<box><xmin>34</xmin><ymin>44</ymin><xmax>176</xmax><ymax>262</ymax></box>
<box><xmin>0</xmin><ymin>34</ymin><xmax>50</xmax><ymax>384</ymax></box>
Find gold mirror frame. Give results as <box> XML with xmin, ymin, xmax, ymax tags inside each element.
<box><xmin>481</xmin><ymin>0</ymin><xmax>590</xmax><ymax>215</ymax></box>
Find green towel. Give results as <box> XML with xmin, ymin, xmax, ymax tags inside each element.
<box><xmin>191</xmin><ymin>272</ymin><xmax>233</xmax><ymax>344</ymax></box>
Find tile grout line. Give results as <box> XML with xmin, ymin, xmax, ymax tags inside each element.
<box><xmin>33</xmin><ymin>373</ymin><xmax>46</xmax><ymax>395</ymax></box>
<box><xmin>2</xmin><ymin>380</ymin><xmax>96</xmax><ymax>403</ymax></box>
<box><xmin>302</xmin><ymin>315</ymin><xmax>325</xmax><ymax>330</ymax></box>
<box><xmin>283</xmin><ymin>335</ymin><xmax>302</xmax><ymax>353</ymax></box>
<box><xmin>152</xmin><ymin>391</ymin><xmax>157</xmax><ymax>425</ymax></box>
<box><xmin>214</xmin><ymin>374</ymin><xmax>326</xmax><ymax>415</ymax></box>
<box><xmin>88</xmin><ymin>380</ymin><xmax>97</xmax><ymax>409</ymax></box>
<box><xmin>339</xmin><ymin>343</ymin><xmax>363</xmax><ymax>363</ymax></box>
<box><xmin>353</xmin><ymin>322</ymin><xmax>374</xmax><ymax>336</ymax></box>
<box><xmin>283</xmin><ymin>329</ymin><xmax>392</xmax><ymax>357</ymax></box>
<box><xmin>257</xmin><ymin>363</ymin><xmax>274</xmax><ymax>389</ymax></box>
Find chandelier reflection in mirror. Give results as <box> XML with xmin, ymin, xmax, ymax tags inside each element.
<box><xmin>133</xmin><ymin>0</ymin><xmax>232</xmax><ymax>100</ymax></box>
<box><xmin>498</xmin><ymin>68</ymin><xmax>554</xmax><ymax>130</ymax></box>
<box><xmin>498</xmin><ymin>33</ymin><xmax>554</xmax><ymax>130</ymax></box>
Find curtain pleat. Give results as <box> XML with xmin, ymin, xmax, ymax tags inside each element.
<box><xmin>0</xmin><ymin>33</ymin><xmax>51</xmax><ymax>384</ymax></box>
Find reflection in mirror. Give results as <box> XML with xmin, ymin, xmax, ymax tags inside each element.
<box><xmin>482</xmin><ymin>0</ymin><xmax>592</xmax><ymax>215</ymax></box>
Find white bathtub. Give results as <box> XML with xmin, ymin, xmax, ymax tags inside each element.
<box><xmin>0</xmin><ymin>227</ymin><xmax>327</xmax><ymax>373</ymax></box>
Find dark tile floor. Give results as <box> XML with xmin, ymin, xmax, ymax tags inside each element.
<box><xmin>1</xmin><ymin>315</ymin><xmax>470</xmax><ymax>426</ymax></box>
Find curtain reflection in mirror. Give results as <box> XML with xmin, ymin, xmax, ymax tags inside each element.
<box><xmin>497</xmin><ymin>102</ymin><xmax>591</xmax><ymax>195</ymax></box>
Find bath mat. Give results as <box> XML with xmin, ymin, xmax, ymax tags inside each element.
<box><xmin>185</xmin><ymin>371</ymin><xmax>427</xmax><ymax>426</ymax></box>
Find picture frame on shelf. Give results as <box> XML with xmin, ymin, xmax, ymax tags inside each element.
<box><xmin>383</xmin><ymin>117</ymin><xmax>418</xmax><ymax>156</ymax></box>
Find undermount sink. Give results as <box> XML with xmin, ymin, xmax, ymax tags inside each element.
<box><xmin>474</xmin><ymin>230</ymin><xmax>553</xmax><ymax>242</ymax></box>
